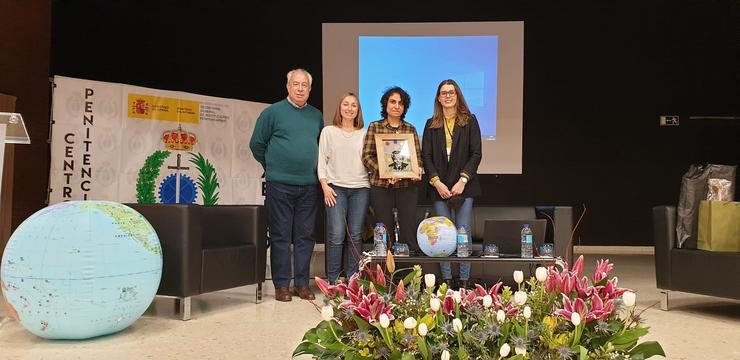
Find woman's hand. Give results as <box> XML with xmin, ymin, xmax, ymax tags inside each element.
<box><xmin>387</xmin><ymin>177</ymin><xmax>400</xmax><ymax>185</ymax></box>
<box><xmin>322</xmin><ymin>184</ymin><xmax>337</xmax><ymax>207</ymax></box>
<box><xmin>434</xmin><ymin>181</ymin><xmax>452</xmax><ymax>199</ymax></box>
<box><xmin>450</xmin><ymin>179</ymin><xmax>466</xmax><ymax>196</ymax></box>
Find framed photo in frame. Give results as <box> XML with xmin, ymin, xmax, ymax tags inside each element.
<box><xmin>374</xmin><ymin>133</ymin><xmax>420</xmax><ymax>179</ymax></box>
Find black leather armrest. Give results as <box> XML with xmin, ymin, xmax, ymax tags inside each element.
<box><xmin>127</xmin><ymin>204</ymin><xmax>203</xmax><ymax>297</ymax></box>
<box><xmin>653</xmin><ymin>206</ymin><xmax>676</xmax><ymax>289</ymax></box>
<box><xmin>200</xmin><ymin>205</ymin><xmax>267</xmax><ymax>281</ymax></box>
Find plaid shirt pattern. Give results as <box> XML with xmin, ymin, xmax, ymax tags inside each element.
<box><xmin>362</xmin><ymin>119</ymin><xmax>423</xmax><ymax>188</ymax></box>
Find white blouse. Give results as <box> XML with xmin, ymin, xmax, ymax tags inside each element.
<box><xmin>317</xmin><ymin>126</ymin><xmax>369</xmax><ymax>188</ymax></box>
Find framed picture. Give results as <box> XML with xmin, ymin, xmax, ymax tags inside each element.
<box><xmin>374</xmin><ymin>133</ymin><xmax>420</xmax><ymax>179</ymax></box>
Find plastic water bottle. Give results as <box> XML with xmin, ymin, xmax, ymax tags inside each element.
<box><xmin>374</xmin><ymin>223</ymin><xmax>387</xmax><ymax>256</ymax></box>
<box><xmin>456</xmin><ymin>226</ymin><xmax>470</xmax><ymax>257</ymax></box>
<box><xmin>521</xmin><ymin>224</ymin><xmax>533</xmax><ymax>258</ymax></box>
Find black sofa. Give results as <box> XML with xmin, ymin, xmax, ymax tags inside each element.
<box><xmin>128</xmin><ymin>204</ymin><xmax>267</xmax><ymax>320</ymax></box>
<box><xmin>653</xmin><ymin>206</ymin><xmax>740</xmax><ymax>310</ymax></box>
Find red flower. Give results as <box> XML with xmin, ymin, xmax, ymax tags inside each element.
<box><xmin>394</xmin><ymin>280</ymin><xmax>406</xmax><ymax>303</ymax></box>
<box><xmin>315</xmin><ymin>277</ymin><xmax>340</xmax><ymax>298</ymax></box>
<box><xmin>593</xmin><ymin>259</ymin><xmax>613</xmax><ymax>283</ymax></box>
<box><xmin>350</xmin><ymin>292</ymin><xmax>395</xmax><ymax>323</ymax></box>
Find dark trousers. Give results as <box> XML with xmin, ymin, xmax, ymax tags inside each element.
<box><xmin>265</xmin><ymin>181</ymin><xmax>319</xmax><ymax>288</ymax></box>
<box><xmin>370</xmin><ymin>185</ymin><xmax>419</xmax><ymax>251</ymax></box>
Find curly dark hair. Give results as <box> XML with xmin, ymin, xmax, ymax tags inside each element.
<box><xmin>379</xmin><ymin>86</ymin><xmax>411</xmax><ymax>120</ymax></box>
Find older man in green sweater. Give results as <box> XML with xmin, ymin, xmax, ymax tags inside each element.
<box><xmin>250</xmin><ymin>69</ymin><xmax>323</xmax><ymax>302</ymax></box>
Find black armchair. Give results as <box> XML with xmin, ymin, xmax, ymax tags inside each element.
<box><xmin>128</xmin><ymin>204</ymin><xmax>267</xmax><ymax>320</ymax></box>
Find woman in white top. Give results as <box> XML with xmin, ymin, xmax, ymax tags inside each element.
<box><xmin>318</xmin><ymin>93</ymin><xmax>370</xmax><ymax>284</ymax></box>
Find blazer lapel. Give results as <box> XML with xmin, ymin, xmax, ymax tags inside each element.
<box><xmin>450</xmin><ymin>122</ymin><xmax>462</xmax><ymax>157</ymax></box>
<box><xmin>437</xmin><ymin>127</ymin><xmax>449</xmax><ymax>167</ymax></box>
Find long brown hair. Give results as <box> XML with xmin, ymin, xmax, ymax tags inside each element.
<box><xmin>331</xmin><ymin>92</ymin><xmax>364</xmax><ymax>129</ymax></box>
<box><xmin>429</xmin><ymin>79</ymin><xmax>471</xmax><ymax>129</ymax></box>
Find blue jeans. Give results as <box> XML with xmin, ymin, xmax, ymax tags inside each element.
<box><xmin>325</xmin><ymin>185</ymin><xmax>370</xmax><ymax>284</ymax></box>
<box><xmin>265</xmin><ymin>181</ymin><xmax>320</xmax><ymax>289</ymax></box>
<box><xmin>435</xmin><ymin>198</ymin><xmax>473</xmax><ymax>281</ymax></box>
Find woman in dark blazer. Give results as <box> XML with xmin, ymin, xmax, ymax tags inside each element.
<box><xmin>421</xmin><ymin>79</ymin><xmax>482</xmax><ymax>289</ymax></box>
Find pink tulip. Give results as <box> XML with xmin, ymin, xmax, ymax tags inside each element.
<box><xmin>571</xmin><ymin>255</ymin><xmax>585</xmax><ymax>277</ymax></box>
<box><xmin>394</xmin><ymin>280</ymin><xmax>406</xmax><ymax>303</ymax></box>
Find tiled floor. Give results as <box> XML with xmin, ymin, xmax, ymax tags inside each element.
<box><xmin>1</xmin><ymin>254</ymin><xmax>739</xmax><ymax>359</ymax></box>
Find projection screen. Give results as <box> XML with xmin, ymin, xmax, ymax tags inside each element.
<box><xmin>322</xmin><ymin>22</ymin><xmax>523</xmax><ymax>174</ymax></box>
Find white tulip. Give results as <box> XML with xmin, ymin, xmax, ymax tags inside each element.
<box><xmin>441</xmin><ymin>349</ymin><xmax>451</xmax><ymax>360</ymax></box>
<box><xmin>453</xmin><ymin>290</ymin><xmax>462</xmax><ymax>303</ymax></box>
<box><xmin>523</xmin><ymin>305</ymin><xmax>532</xmax><ymax>319</ymax></box>
<box><xmin>515</xmin><ymin>346</ymin><xmax>527</xmax><ymax>355</ymax></box>
<box><xmin>379</xmin><ymin>313</ymin><xmax>390</xmax><ymax>328</ymax></box>
<box><xmin>430</xmin><ymin>297</ymin><xmax>441</xmax><ymax>312</ymax></box>
<box><xmin>452</xmin><ymin>318</ymin><xmax>463</xmax><ymax>332</ymax></box>
<box><xmin>404</xmin><ymin>317</ymin><xmax>417</xmax><ymax>330</ymax></box>
<box><xmin>499</xmin><ymin>343</ymin><xmax>511</xmax><ymax>357</ymax></box>
<box><xmin>622</xmin><ymin>291</ymin><xmax>636</xmax><ymax>307</ymax></box>
<box><xmin>482</xmin><ymin>294</ymin><xmax>493</xmax><ymax>308</ymax></box>
<box><xmin>321</xmin><ymin>306</ymin><xmax>333</xmax><ymax>321</ymax></box>
<box><xmin>417</xmin><ymin>323</ymin><xmax>428</xmax><ymax>337</ymax></box>
<box><xmin>424</xmin><ymin>273</ymin><xmax>436</xmax><ymax>288</ymax></box>
<box><xmin>571</xmin><ymin>312</ymin><xmax>581</xmax><ymax>326</ymax></box>
<box><xmin>514</xmin><ymin>291</ymin><xmax>528</xmax><ymax>306</ymax></box>
<box><xmin>513</xmin><ymin>270</ymin><xmax>524</xmax><ymax>284</ymax></box>
<box><xmin>496</xmin><ymin>309</ymin><xmax>506</xmax><ymax>323</ymax></box>
<box><xmin>535</xmin><ymin>266</ymin><xmax>548</xmax><ymax>282</ymax></box>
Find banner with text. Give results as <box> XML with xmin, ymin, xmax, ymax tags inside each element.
<box><xmin>50</xmin><ymin>76</ymin><xmax>268</xmax><ymax>205</ymax></box>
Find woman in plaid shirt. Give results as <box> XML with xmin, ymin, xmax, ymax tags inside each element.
<box><xmin>361</xmin><ymin>86</ymin><xmax>423</xmax><ymax>252</ymax></box>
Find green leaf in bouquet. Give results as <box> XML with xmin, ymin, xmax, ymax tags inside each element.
<box><xmin>578</xmin><ymin>345</ymin><xmax>588</xmax><ymax>360</ymax></box>
<box><xmin>353</xmin><ymin>315</ymin><xmax>371</xmax><ymax>331</ymax></box>
<box><xmin>610</xmin><ymin>326</ymin><xmax>649</xmax><ymax>350</ymax></box>
<box><xmin>393</xmin><ymin>319</ymin><xmax>406</xmax><ymax>335</ymax></box>
<box><xmin>457</xmin><ymin>345</ymin><xmax>469</xmax><ymax>360</ymax></box>
<box><xmin>302</xmin><ymin>328</ymin><xmax>319</xmax><ymax>343</ymax></box>
<box><xmin>401</xmin><ymin>352</ymin><xmax>416</xmax><ymax>360</ymax></box>
<box><xmin>507</xmin><ymin>355</ymin><xmax>526</xmax><ymax>360</ymax></box>
<box><xmin>419</xmin><ymin>314</ymin><xmax>436</xmax><ymax>331</ymax></box>
<box><xmin>629</xmin><ymin>341</ymin><xmax>666</xmax><ymax>359</ymax></box>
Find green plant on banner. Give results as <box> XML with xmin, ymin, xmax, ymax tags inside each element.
<box><xmin>136</xmin><ymin>150</ymin><xmax>171</xmax><ymax>204</ymax></box>
<box><xmin>189</xmin><ymin>152</ymin><xmax>220</xmax><ymax>205</ymax></box>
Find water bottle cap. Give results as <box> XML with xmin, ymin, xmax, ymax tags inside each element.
<box><xmin>523</xmin><ymin>223</ymin><xmax>530</xmax><ymax>228</ymax></box>
<box><xmin>376</xmin><ymin>222</ymin><xmax>384</xmax><ymax>227</ymax></box>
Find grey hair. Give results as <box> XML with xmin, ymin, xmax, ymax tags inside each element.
<box><xmin>286</xmin><ymin>68</ymin><xmax>313</xmax><ymax>86</ymax></box>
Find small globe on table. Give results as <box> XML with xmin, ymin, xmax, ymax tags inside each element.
<box><xmin>0</xmin><ymin>201</ymin><xmax>162</xmax><ymax>339</ymax></box>
<box><xmin>416</xmin><ymin>216</ymin><xmax>457</xmax><ymax>257</ymax></box>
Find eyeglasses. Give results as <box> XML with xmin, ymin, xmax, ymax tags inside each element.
<box><xmin>439</xmin><ymin>90</ymin><xmax>456</xmax><ymax>97</ymax></box>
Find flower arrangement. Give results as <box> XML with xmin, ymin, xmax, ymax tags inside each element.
<box><xmin>293</xmin><ymin>253</ymin><xmax>664</xmax><ymax>359</ymax></box>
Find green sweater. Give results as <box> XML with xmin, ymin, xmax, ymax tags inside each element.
<box><xmin>249</xmin><ymin>99</ymin><xmax>323</xmax><ymax>185</ymax></box>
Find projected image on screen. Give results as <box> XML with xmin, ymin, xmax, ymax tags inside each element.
<box><xmin>359</xmin><ymin>36</ymin><xmax>498</xmax><ymax>138</ymax></box>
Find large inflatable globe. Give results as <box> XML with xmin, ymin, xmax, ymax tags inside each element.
<box><xmin>0</xmin><ymin>201</ymin><xmax>162</xmax><ymax>339</ymax></box>
<box><xmin>416</xmin><ymin>216</ymin><xmax>457</xmax><ymax>257</ymax></box>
